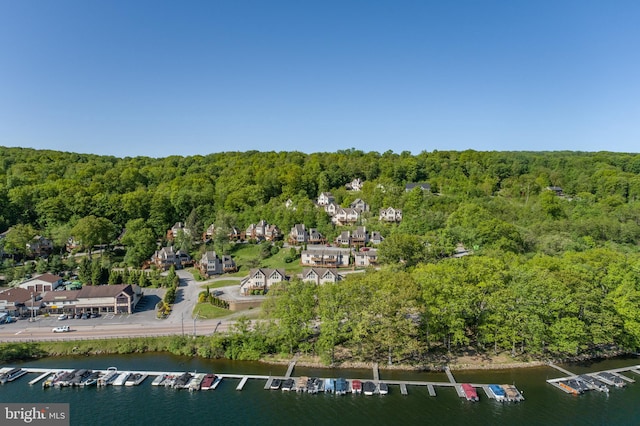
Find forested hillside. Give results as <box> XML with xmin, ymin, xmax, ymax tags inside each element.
<box><xmin>2</xmin><ymin>146</ymin><xmax>640</xmax><ymax>362</ymax></box>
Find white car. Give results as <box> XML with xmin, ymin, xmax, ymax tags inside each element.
<box><xmin>57</xmin><ymin>314</ymin><xmax>68</xmax><ymax>320</ymax></box>
<box><xmin>52</xmin><ymin>326</ymin><xmax>70</xmax><ymax>333</ymax></box>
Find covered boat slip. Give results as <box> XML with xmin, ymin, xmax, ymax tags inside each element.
<box><xmin>547</xmin><ymin>363</ymin><xmax>639</xmax><ymax>396</ymax></box>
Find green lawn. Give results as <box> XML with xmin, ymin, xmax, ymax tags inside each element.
<box><xmin>199</xmin><ymin>280</ymin><xmax>239</xmax><ymax>289</ymax></box>
<box><xmin>227</xmin><ymin>243</ymin><xmax>304</xmax><ymax>275</ymax></box>
<box><xmin>193</xmin><ymin>303</ymin><xmax>233</xmax><ymax>319</ymax></box>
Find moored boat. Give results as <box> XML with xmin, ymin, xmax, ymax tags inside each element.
<box><xmin>379</xmin><ymin>382</ymin><xmax>389</xmax><ymax>395</ymax></box>
<box><xmin>351</xmin><ymin>380</ymin><xmax>362</xmax><ymax>394</ymax></box>
<box><xmin>152</xmin><ymin>374</ymin><xmax>167</xmax><ymax>386</ymax></box>
<box><xmin>43</xmin><ymin>372</ymin><xmax>62</xmax><ymax>388</ymax></box>
<box><xmin>270</xmin><ymin>378</ymin><xmax>282</xmax><ymax>390</ymax></box>
<box><xmin>125</xmin><ymin>373</ymin><xmax>148</xmax><ymax>386</ymax></box>
<box><xmin>461</xmin><ymin>383</ymin><xmax>479</xmax><ymax>402</ymax></box>
<box><xmin>335</xmin><ymin>378</ymin><xmax>348</xmax><ymax>395</ymax></box>
<box><xmin>97</xmin><ymin>367</ymin><xmax>119</xmax><ymax>387</ymax></box>
<box><xmin>189</xmin><ymin>373</ymin><xmax>205</xmax><ymax>391</ymax></box>
<box><xmin>488</xmin><ymin>384</ymin><xmax>507</xmax><ymax>401</ymax></box>
<box><xmin>173</xmin><ymin>372</ymin><xmax>193</xmax><ymax>389</ymax></box>
<box><xmin>200</xmin><ymin>374</ymin><xmax>216</xmax><ymax>390</ymax></box>
<box><xmin>112</xmin><ymin>372</ymin><xmax>131</xmax><ymax>386</ymax></box>
<box><xmin>80</xmin><ymin>371</ymin><xmax>100</xmax><ymax>387</ymax></box>
<box><xmin>53</xmin><ymin>370</ymin><xmax>77</xmax><ymax>387</ymax></box>
<box><xmin>363</xmin><ymin>381</ymin><xmax>376</xmax><ymax>396</ymax></box>
<box><xmin>0</xmin><ymin>368</ymin><xmax>27</xmax><ymax>384</ymax></box>
<box><xmin>501</xmin><ymin>384</ymin><xmax>525</xmax><ymax>401</ymax></box>
<box><xmin>297</xmin><ymin>376</ymin><xmax>308</xmax><ymax>392</ymax></box>
<box><xmin>595</xmin><ymin>372</ymin><xmax>626</xmax><ymax>388</ymax></box>
<box><xmin>163</xmin><ymin>375</ymin><xmax>177</xmax><ymax>388</ymax></box>
<box><xmin>579</xmin><ymin>375</ymin><xmax>609</xmax><ymax>393</ymax></box>
<box><xmin>281</xmin><ymin>378</ymin><xmax>295</xmax><ymax>391</ymax></box>
<box><xmin>324</xmin><ymin>378</ymin><xmax>334</xmax><ymax>393</ymax></box>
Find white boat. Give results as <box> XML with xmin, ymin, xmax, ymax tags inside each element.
<box><xmin>0</xmin><ymin>368</ymin><xmax>27</xmax><ymax>384</ymax></box>
<box><xmin>163</xmin><ymin>375</ymin><xmax>177</xmax><ymax>388</ymax></box>
<box><xmin>97</xmin><ymin>367</ymin><xmax>118</xmax><ymax>387</ymax></box>
<box><xmin>152</xmin><ymin>374</ymin><xmax>167</xmax><ymax>386</ymax></box>
<box><xmin>112</xmin><ymin>372</ymin><xmax>130</xmax><ymax>386</ymax></box>
<box><xmin>125</xmin><ymin>373</ymin><xmax>148</xmax><ymax>386</ymax></box>
<box><xmin>189</xmin><ymin>373</ymin><xmax>205</xmax><ymax>391</ymax></box>
<box><xmin>379</xmin><ymin>382</ymin><xmax>388</xmax><ymax>395</ymax></box>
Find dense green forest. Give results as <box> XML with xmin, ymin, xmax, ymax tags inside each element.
<box><xmin>2</xmin><ymin>146</ymin><xmax>640</xmax><ymax>362</ymax></box>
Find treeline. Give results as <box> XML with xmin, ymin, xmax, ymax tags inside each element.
<box><xmin>2</xmin><ymin>147</ymin><xmax>640</xmax><ymax>262</ymax></box>
<box><xmin>260</xmin><ymin>248</ymin><xmax>640</xmax><ymax>363</ymax></box>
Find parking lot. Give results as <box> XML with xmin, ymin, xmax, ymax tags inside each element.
<box><xmin>1</xmin><ymin>288</ymin><xmax>166</xmax><ymax>331</ymax></box>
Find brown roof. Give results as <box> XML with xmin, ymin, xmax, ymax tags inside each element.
<box><xmin>0</xmin><ymin>287</ymin><xmax>32</xmax><ymax>303</ymax></box>
<box><xmin>77</xmin><ymin>284</ymin><xmax>134</xmax><ymax>299</ymax></box>
<box><xmin>41</xmin><ymin>290</ymin><xmax>80</xmax><ymax>303</ymax></box>
<box><xmin>24</xmin><ymin>273</ymin><xmax>61</xmax><ymax>284</ymax></box>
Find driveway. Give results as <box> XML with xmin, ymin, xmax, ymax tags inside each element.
<box><xmin>164</xmin><ymin>270</ymin><xmax>203</xmax><ymax>324</ymax></box>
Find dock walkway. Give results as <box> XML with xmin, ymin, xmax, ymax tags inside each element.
<box><xmin>285</xmin><ymin>355</ymin><xmax>298</xmax><ymax>379</ymax></box>
<box><xmin>4</xmin><ymin>366</ymin><xmax>529</xmax><ymax>401</ymax></box>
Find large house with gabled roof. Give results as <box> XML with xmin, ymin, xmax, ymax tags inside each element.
<box><xmin>301</xmin><ymin>245</ymin><xmax>351</xmax><ymax>268</ymax></box>
<box><xmin>240</xmin><ymin>268</ymin><xmax>289</xmax><ymax>295</ymax></box>
<box><xmin>379</xmin><ymin>207</ymin><xmax>403</xmax><ymax>223</ymax></box>
<box><xmin>354</xmin><ymin>248</ymin><xmax>379</xmax><ymax>267</ymax></box>
<box><xmin>198</xmin><ymin>251</ymin><xmax>237</xmax><ymax>277</ymax></box>
<box><xmin>301</xmin><ymin>268</ymin><xmax>342</xmax><ymax>285</ymax></box>
<box><xmin>19</xmin><ymin>273</ymin><xmax>64</xmax><ymax>292</ymax></box>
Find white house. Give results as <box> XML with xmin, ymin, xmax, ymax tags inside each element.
<box><xmin>301</xmin><ymin>245</ymin><xmax>351</xmax><ymax>268</ymax></box>
<box><xmin>19</xmin><ymin>273</ymin><xmax>63</xmax><ymax>292</ymax></box>
<box><xmin>301</xmin><ymin>268</ymin><xmax>342</xmax><ymax>285</ymax></box>
<box><xmin>240</xmin><ymin>268</ymin><xmax>289</xmax><ymax>295</ymax></box>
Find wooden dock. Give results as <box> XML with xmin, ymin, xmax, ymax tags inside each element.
<box><xmin>236</xmin><ymin>376</ymin><xmax>248</xmax><ymax>390</ymax></box>
<box><xmin>547</xmin><ymin>363</ymin><xmax>640</xmax><ymax>395</ymax></box>
<box><xmin>482</xmin><ymin>385</ymin><xmax>494</xmax><ymax>399</ymax></box>
<box><xmin>547</xmin><ymin>363</ymin><xmax>577</xmax><ymax>377</ymax></box>
<box><xmin>427</xmin><ymin>384</ymin><xmax>436</xmax><ymax>396</ymax></box>
<box><xmin>28</xmin><ymin>371</ymin><xmax>52</xmax><ymax>385</ymax></box>
<box><xmin>285</xmin><ymin>359</ymin><xmax>296</xmax><ymax>378</ymax></box>
<box><xmin>444</xmin><ymin>366</ymin><xmax>456</xmax><ymax>383</ymax></box>
<box><xmin>264</xmin><ymin>377</ymin><xmax>273</xmax><ymax>390</ymax></box>
<box><xmin>373</xmin><ymin>363</ymin><xmax>379</xmax><ymax>382</ymax></box>
<box><xmin>3</xmin><ymin>365</ymin><xmax>530</xmax><ymax>402</ymax></box>
<box><xmin>400</xmin><ymin>383</ymin><xmax>408</xmax><ymax>395</ymax></box>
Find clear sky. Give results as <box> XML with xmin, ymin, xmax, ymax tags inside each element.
<box><xmin>1</xmin><ymin>0</ymin><xmax>639</xmax><ymax>157</ymax></box>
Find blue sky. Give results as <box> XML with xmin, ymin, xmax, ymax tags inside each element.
<box><xmin>1</xmin><ymin>0</ymin><xmax>639</xmax><ymax>157</ymax></box>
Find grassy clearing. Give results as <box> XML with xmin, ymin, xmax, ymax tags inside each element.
<box><xmin>194</xmin><ymin>303</ymin><xmax>233</xmax><ymax>319</ymax></box>
<box><xmin>227</xmin><ymin>243</ymin><xmax>303</xmax><ymax>275</ymax></box>
<box><xmin>199</xmin><ymin>280</ymin><xmax>240</xmax><ymax>289</ymax></box>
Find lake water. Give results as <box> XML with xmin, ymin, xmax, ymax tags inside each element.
<box><xmin>1</xmin><ymin>354</ymin><xmax>639</xmax><ymax>425</ymax></box>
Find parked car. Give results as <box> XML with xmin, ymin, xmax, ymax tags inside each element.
<box><xmin>52</xmin><ymin>326</ymin><xmax>70</xmax><ymax>333</ymax></box>
<box><xmin>74</xmin><ymin>313</ymin><xmax>81</xmax><ymax>319</ymax></box>
<box><xmin>57</xmin><ymin>314</ymin><xmax>68</xmax><ymax>321</ymax></box>
<box><xmin>81</xmin><ymin>313</ymin><xmax>88</xmax><ymax>320</ymax></box>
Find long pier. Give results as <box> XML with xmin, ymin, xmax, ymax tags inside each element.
<box><xmin>546</xmin><ymin>363</ymin><xmax>640</xmax><ymax>395</ymax></box>
<box><xmin>1</xmin><ymin>364</ymin><xmax>529</xmax><ymax>401</ymax></box>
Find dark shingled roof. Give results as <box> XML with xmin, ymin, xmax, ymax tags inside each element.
<box><xmin>77</xmin><ymin>284</ymin><xmax>134</xmax><ymax>299</ymax></box>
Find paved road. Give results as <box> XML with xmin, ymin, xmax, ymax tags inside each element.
<box><xmin>0</xmin><ymin>270</ymin><xmax>234</xmax><ymax>342</ymax></box>
<box><xmin>0</xmin><ymin>320</ymin><xmax>231</xmax><ymax>342</ymax></box>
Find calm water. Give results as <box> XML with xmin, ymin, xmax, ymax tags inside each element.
<box><xmin>1</xmin><ymin>354</ymin><xmax>640</xmax><ymax>426</ymax></box>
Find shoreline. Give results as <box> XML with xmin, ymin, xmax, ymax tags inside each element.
<box><xmin>1</xmin><ymin>336</ymin><xmax>634</xmax><ymax>372</ymax></box>
<box><xmin>259</xmin><ymin>349</ymin><xmax>636</xmax><ymax>372</ymax></box>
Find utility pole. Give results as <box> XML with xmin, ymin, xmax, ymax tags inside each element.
<box><xmin>193</xmin><ymin>310</ymin><xmax>199</xmax><ymax>337</ymax></box>
<box><xmin>30</xmin><ymin>292</ymin><xmax>34</xmax><ymax>322</ymax></box>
